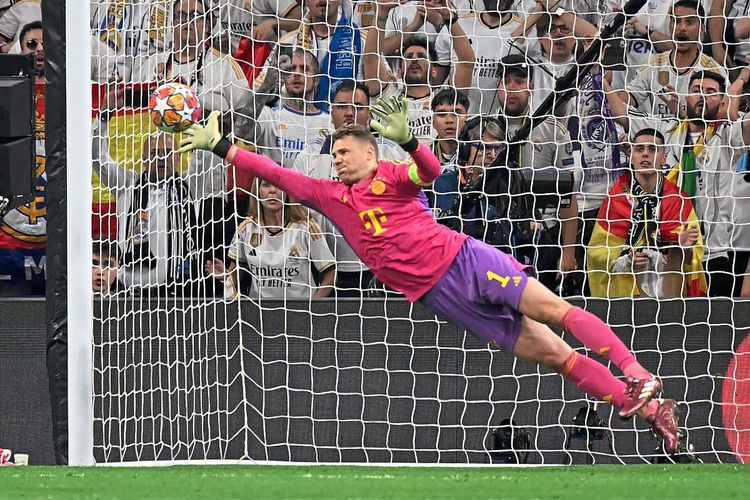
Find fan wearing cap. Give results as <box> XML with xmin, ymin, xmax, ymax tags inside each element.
<box><xmin>494</xmin><ymin>54</ymin><xmax>582</xmax><ymax>292</ymax></box>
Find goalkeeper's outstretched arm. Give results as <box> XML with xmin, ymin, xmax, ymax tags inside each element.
<box><xmin>177</xmin><ymin>111</ymin><xmax>324</xmax><ymax>207</ymax></box>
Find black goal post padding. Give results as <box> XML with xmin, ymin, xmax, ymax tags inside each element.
<box><xmin>42</xmin><ymin>0</ymin><xmax>69</xmax><ymax>465</ymax></box>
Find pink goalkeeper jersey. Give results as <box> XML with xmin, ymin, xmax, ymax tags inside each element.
<box><xmin>227</xmin><ymin>143</ymin><xmax>468</xmax><ymax>301</ymax></box>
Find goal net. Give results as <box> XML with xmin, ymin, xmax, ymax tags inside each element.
<box><xmin>69</xmin><ymin>0</ymin><xmax>750</xmax><ymax>464</ymax></box>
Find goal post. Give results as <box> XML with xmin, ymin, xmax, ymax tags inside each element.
<box><xmin>42</xmin><ymin>0</ymin><xmax>94</xmax><ymax>466</ymax></box>
<box><xmin>66</xmin><ymin>0</ymin><xmax>95</xmax><ymax>466</ymax></box>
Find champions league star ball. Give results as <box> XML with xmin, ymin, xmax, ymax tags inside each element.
<box><xmin>148</xmin><ymin>82</ymin><xmax>201</xmax><ymax>133</ymax></box>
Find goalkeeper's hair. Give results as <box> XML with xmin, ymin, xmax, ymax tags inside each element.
<box><xmin>331</xmin><ymin>124</ymin><xmax>379</xmax><ymax>160</ymax></box>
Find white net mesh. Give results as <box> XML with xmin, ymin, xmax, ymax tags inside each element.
<box><xmin>73</xmin><ymin>0</ymin><xmax>750</xmax><ymax>464</ymax></box>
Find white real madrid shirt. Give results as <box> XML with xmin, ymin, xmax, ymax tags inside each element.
<box><xmin>0</xmin><ymin>0</ymin><xmax>40</xmax><ymax>42</ymax></box>
<box><xmin>434</xmin><ymin>12</ymin><xmax>522</xmax><ymax>115</ymax></box>
<box><xmin>628</xmin><ymin>51</ymin><xmax>727</xmax><ymax>118</ymax></box>
<box><xmin>228</xmin><ymin>219</ymin><xmax>336</xmax><ymax>299</ymax></box>
<box><xmin>385</xmin><ymin>2</ymin><xmax>442</xmax><ymax>46</ymax></box>
<box><xmin>91</xmin><ymin>0</ymin><xmax>173</xmax><ymax>81</ymax></box>
<box><xmin>218</xmin><ymin>0</ymin><xmax>299</xmax><ymax>54</ymax></box>
<box><xmin>132</xmin><ymin>47</ymin><xmax>251</xmax><ymax>114</ymax></box>
<box><xmin>255</xmin><ymin>104</ymin><xmax>331</xmax><ymax>168</ymax></box>
<box><xmin>725</xmin><ymin>1</ymin><xmax>750</xmax><ymax>65</ymax></box>
<box><xmin>601</xmin><ymin>0</ymin><xmax>671</xmax><ymax>91</ymax></box>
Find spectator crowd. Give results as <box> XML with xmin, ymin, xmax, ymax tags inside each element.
<box><xmin>2</xmin><ymin>0</ymin><xmax>750</xmax><ymax>300</ymax></box>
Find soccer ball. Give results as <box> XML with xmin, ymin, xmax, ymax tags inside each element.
<box><xmin>148</xmin><ymin>82</ymin><xmax>201</xmax><ymax>133</ymax></box>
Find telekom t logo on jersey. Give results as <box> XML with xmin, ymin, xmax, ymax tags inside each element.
<box><xmin>359</xmin><ymin>208</ymin><xmax>388</xmax><ymax>236</ymax></box>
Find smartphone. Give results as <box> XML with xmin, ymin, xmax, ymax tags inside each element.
<box><xmin>602</xmin><ymin>40</ymin><xmax>626</xmax><ymax>71</ymax></box>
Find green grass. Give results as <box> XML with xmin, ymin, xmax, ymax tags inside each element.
<box><xmin>1</xmin><ymin>464</ymin><xmax>748</xmax><ymax>499</ymax></box>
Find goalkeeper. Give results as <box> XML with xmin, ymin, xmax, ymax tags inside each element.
<box><xmin>179</xmin><ymin>98</ymin><xmax>680</xmax><ymax>454</ymax></box>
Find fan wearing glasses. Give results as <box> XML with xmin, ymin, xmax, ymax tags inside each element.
<box><xmin>19</xmin><ymin>21</ymin><xmax>44</xmax><ymax>81</ymax></box>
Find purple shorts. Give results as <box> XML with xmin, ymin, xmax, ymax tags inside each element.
<box><xmin>421</xmin><ymin>237</ymin><xmax>533</xmax><ymax>353</ymax></box>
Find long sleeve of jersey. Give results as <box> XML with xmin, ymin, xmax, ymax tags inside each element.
<box><xmin>405</xmin><ymin>143</ymin><xmax>442</xmax><ymax>187</ymax></box>
<box><xmin>226</xmin><ymin>145</ymin><xmax>325</xmax><ymax>208</ymax></box>
<box><xmin>225</xmin><ymin>142</ymin><xmax>440</xmax><ymax>205</ymax></box>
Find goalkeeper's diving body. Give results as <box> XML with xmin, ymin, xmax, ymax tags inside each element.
<box><xmin>179</xmin><ymin>98</ymin><xmax>681</xmax><ymax>454</ymax></box>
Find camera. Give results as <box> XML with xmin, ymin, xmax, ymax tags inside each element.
<box><xmin>571</xmin><ymin>404</ymin><xmax>606</xmax><ymax>441</ymax></box>
<box><xmin>601</xmin><ymin>39</ymin><xmax>627</xmax><ymax>71</ymax></box>
<box><xmin>514</xmin><ymin>166</ymin><xmax>575</xmax><ymax>210</ymax></box>
<box><xmin>486</xmin><ymin>418</ymin><xmax>532</xmax><ymax>464</ymax></box>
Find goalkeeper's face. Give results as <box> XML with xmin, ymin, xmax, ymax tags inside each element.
<box><xmin>332</xmin><ymin>135</ymin><xmax>378</xmax><ymax>185</ymax></box>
